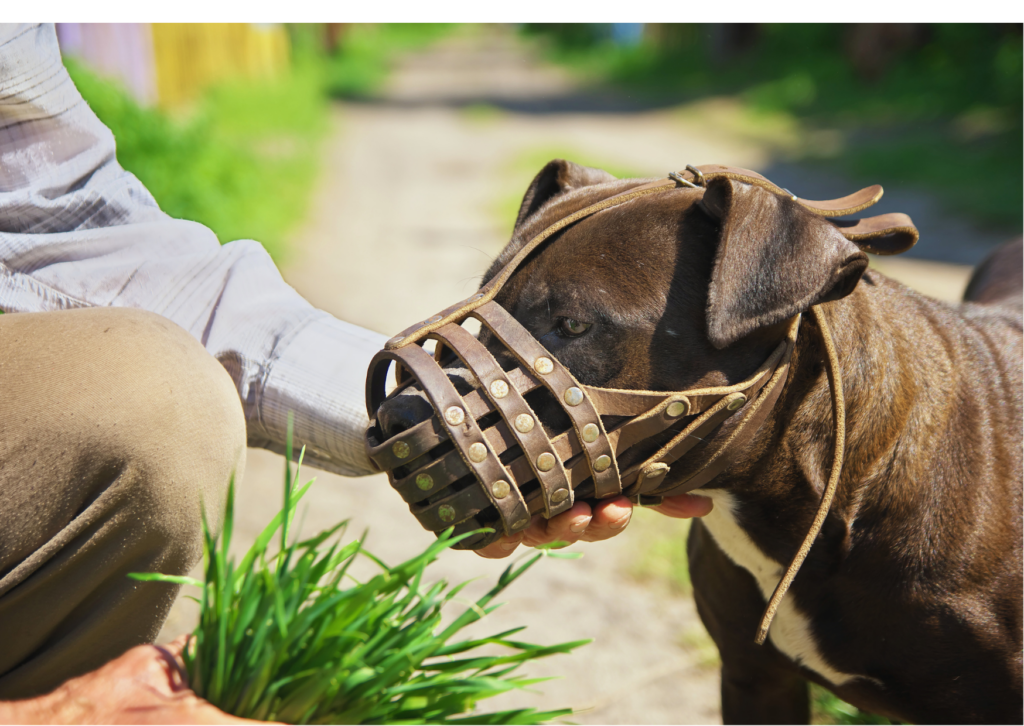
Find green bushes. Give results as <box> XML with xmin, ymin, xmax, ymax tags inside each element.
<box><xmin>320</xmin><ymin>24</ymin><xmax>456</xmax><ymax>99</ymax></box>
<box><xmin>66</xmin><ymin>57</ymin><xmax>327</xmax><ymax>262</ymax></box>
<box><xmin>523</xmin><ymin>24</ymin><xmax>1023</xmax><ymax>228</ymax></box>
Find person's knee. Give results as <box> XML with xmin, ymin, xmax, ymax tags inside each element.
<box><xmin>0</xmin><ymin>307</ymin><xmax>246</xmax><ymax>574</ymax></box>
<box><xmin>86</xmin><ymin>308</ymin><xmax>247</xmax><ymax>551</ymax></box>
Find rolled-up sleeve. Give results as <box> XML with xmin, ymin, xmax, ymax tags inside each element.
<box><xmin>0</xmin><ymin>23</ymin><xmax>385</xmax><ymax>476</ymax></box>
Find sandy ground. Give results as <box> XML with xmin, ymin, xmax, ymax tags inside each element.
<box><xmin>158</xmin><ymin>27</ymin><xmax>997</xmax><ymax>724</ymax></box>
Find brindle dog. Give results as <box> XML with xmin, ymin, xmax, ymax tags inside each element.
<box><xmin>378</xmin><ymin>160</ymin><xmax>1023</xmax><ymax>724</ymax></box>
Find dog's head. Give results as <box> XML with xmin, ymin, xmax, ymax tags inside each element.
<box><xmin>368</xmin><ymin>160</ymin><xmax>896</xmax><ymax>547</ymax></box>
<box><xmin>377</xmin><ymin>159</ymin><xmax>869</xmax><ymax>436</ymax></box>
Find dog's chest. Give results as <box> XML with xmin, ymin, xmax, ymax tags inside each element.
<box><xmin>693</xmin><ymin>490</ymin><xmax>864</xmax><ymax>686</ymax></box>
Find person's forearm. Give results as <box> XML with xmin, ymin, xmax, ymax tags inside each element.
<box><xmin>0</xmin><ymin>24</ymin><xmax>386</xmax><ymax>476</ymax></box>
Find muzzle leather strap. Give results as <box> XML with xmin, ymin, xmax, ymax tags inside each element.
<box><xmin>755</xmin><ymin>305</ymin><xmax>846</xmax><ymax>645</ymax></box>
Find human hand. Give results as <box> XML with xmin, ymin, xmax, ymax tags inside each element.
<box><xmin>0</xmin><ymin>636</ymin><xmax>268</xmax><ymax>724</ymax></box>
<box><xmin>475</xmin><ymin>491</ymin><xmax>714</xmax><ymax>559</ymax></box>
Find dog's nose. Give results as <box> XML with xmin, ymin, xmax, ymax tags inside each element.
<box><xmin>377</xmin><ymin>392</ymin><xmax>436</xmax><ymax>439</ymax></box>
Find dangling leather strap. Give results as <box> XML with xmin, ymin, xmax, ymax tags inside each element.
<box><xmin>755</xmin><ymin>304</ymin><xmax>846</xmax><ymax>645</ymax></box>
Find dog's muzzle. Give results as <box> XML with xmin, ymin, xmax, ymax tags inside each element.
<box><xmin>364</xmin><ymin>164</ymin><xmax>918</xmax><ymax>551</ymax></box>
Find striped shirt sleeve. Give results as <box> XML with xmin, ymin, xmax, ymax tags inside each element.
<box><xmin>0</xmin><ymin>23</ymin><xmax>385</xmax><ymax>476</ymax></box>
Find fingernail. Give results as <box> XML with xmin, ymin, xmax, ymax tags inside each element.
<box><xmin>610</xmin><ymin>514</ymin><xmax>631</xmax><ymax>529</ymax></box>
<box><xmin>500</xmin><ymin>538</ymin><xmax>523</xmax><ymax>552</ymax></box>
<box><xmin>569</xmin><ymin>519</ymin><xmax>589</xmax><ymax>533</ymax></box>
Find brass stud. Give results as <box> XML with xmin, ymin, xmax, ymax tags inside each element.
<box><xmin>514</xmin><ymin>414</ymin><xmax>535</xmax><ymax>434</ymax></box>
<box><xmin>468</xmin><ymin>442</ymin><xmax>488</xmax><ymax>463</ymax></box>
<box><xmin>416</xmin><ymin>473</ymin><xmax>434</xmax><ymax>491</ymax></box>
<box><xmin>438</xmin><ymin>504</ymin><xmax>456</xmax><ymax>523</ymax></box>
<box><xmin>444</xmin><ymin>406</ymin><xmax>466</xmax><ymax>426</ymax></box>
<box><xmin>551</xmin><ymin>488</ymin><xmax>569</xmax><ymax>504</ymax></box>
<box><xmin>470</xmin><ymin>293</ymin><xmax>485</xmax><ymax>301</ymax></box>
<box><xmin>392</xmin><ymin>441</ymin><xmax>410</xmax><ymax>459</ymax></box>
<box><xmin>593</xmin><ymin>454</ymin><xmax>612</xmax><ymax>472</ymax></box>
<box><xmin>581</xmin><ymin>423</ymin><xmax>600</xmax><ymax>443</ymax></box>
<box><xmin>727</xmin><ymin>395</ymin><xmax>746</xmax><ymax>411</ymax></box>
<box><xmin>512</xmin><ymin>517</ymin><xmax>530</xmax><ymax>530</ymax></box>
<box><xmin>534</xmin><ymin>356</ymin><xmax>554</xmax><ymax>375</ymax></box>
<box><xmin>536</xmin><ymin>452</ymin><xmax>556</xmax><ymax>472</ymax></box>
<box><xmin>491</xmin><ymin>480</ymin><xmax>511</xmax><ymax>499</ymax></box>
<box><xmin>489</xmin><ymin>380</ymin><xmax>509</xmax><ymax>399</ymax></box>
<box><xmin>424</xmin><ymin>315</ymin><xmax>443</xmax><ymax>325</ymax></box>
<box><xmin>666</xmin><ymin>400</ymin><xmax>688</xmax><ymax>418</ymax></box>
<box><xmin>563</xmin><ymin>387</ymin><xmax>584</xmax><ymax>406</ymax></box>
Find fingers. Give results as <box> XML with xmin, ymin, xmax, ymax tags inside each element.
<box><xmin>475</xmin><ymin>502</ymin><xmax>592</xmax><ymax>559</ymax></box>
<box><xmin>475</xmin><ymin>531</ymin><xmax>525</xmax><ymax>559</ymax></box>
<box><xmin>474</xmin><ymin>492</ymin><xmax>713</xmax><ymax>558</ymax></box>
<box><xmin>577</xmin><ymin>496</ymin><xmax>633</xmax><ymax>542</ymax></box>
<box><xmin>153</xmin><ymin>639</ymin><xmax>190</xmax><ymax>691</ymax></box>
<box><xmin>522</xmin><ymin>501</ymin><xmax>594</xmax><ymax>548</ymax></box>
<box><xmin>652</xmin><ymin>492</ymin><xmax>714</xmax><ymax>519</ymax></box>
<box><xmin>474</xmin><ymin>495</ymin><xmax>637</xmax><ymax>557</ymax></box>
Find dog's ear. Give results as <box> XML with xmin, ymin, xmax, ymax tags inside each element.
<box><xmin>515</xmin><ymin>159</ymin><xmax>617</xmax><ymax>229</ymax></box>
<box><xmin>703</xmin><ymin>177</ymin><xmax>869</xmax><ymax>349</ymax></box>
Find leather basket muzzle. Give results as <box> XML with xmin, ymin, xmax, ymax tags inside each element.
<box><xmin>364</xmin><ymin>165</ymin><xmax>918</xmax><ymax>550</ymax></box>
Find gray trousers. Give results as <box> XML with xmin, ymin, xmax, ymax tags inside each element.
<box><xmin>0</xmin><ymin>307</ymin><xmax>246</xmax><ymax>699</ymax></box>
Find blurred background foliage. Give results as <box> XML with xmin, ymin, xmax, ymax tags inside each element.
<box><xmin>63</xmin><ymin>23</ymin><xmax>455</xmax><ymax>261</ymax></box>
<box><xmin>63</xmin><ymin>22</ymin><xmax>1020</xmax><ymax>264</ymax></box>
<box><xmin>521</xmin><ymin>23</ymin><xmax>1022</xmax><ymax>228</ymax></box>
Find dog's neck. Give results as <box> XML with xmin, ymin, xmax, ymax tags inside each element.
<box><xmin>705</xmin><ymin>269</ymin><xmax>951</xmax><ymax>562</ymax></box>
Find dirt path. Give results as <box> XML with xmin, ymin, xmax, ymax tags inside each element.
<box><xmin>160</xmin><ymin>26</ymin><xmax>987</xmax><ymax>724</ymax></box>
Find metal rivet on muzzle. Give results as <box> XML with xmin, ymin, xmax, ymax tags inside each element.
<box><xmin>512</xmin><ymin>517</ymin><xmax>529</xmax><ymax>530</ymax></box>
<box><xmin>392</xmin><ymin>441</ymin><xmax>410</xmax><ymax>459</ymax></box>
<box><xmin>416</xmin><ymin>473</ymin><xmax>433</xmax><ymax>491</ymax></box>
<box><xmin>534</xmin><ymin>357</ymin><xmax>554</xmax><ymax>375</ymax></box>
<box><xmin>563</xmin><ymin>387</ymin><xmax>584</xmax><ymax>406</ymax></box>
<box><xmin>489</xmin><ymin>380</ymin><xmax>509</xmax><ymax>398</ymax></box>
<box><xmin>515</xmin><ymin>414</ymin><xmax>535</xmax><ymax>433</ymax></box>
<box><xmin>468</xmin><ymin>442</ymin><xmax>488</xmax><ymax>463</ymax></box>
<box><xmin>537</xmin><ymin>452</ymin><xmax>557</xmax><ymax>471</ymax></box>
<box><xmin>551</xmin><ymin>488</ymin><xmax>569</xmax><ymax>504</ymax></box>
<box><xmin>491</xmin><ymin>480</ymin><xmax>510</xmax><ymax>499</ymax></box>
<box><xmin>438</xmin><ymin>504</ymin><xmax>456</xmax><ymax>522</ymax></box>
<box><xmin>581</xmin><ymin>423</ymin><xmax>599</xmax><ymax>443</ymax></box>
<box><xmin>666</xmin><ymin>400</ymin><xmax>689</xmax><ymax>418</ymax></box>
<box><xmin>593</xmin><ymin>454</ymin><xmax>612</xmax><ymax>472</ymax></box>
<box><xmin>727</xmin><ymin>394</ymin><xmax>747</xmax><ymax>411</ymax></box>
<box><xmin>444</xmin><ymin>406</ymin><xmax>466</xmax><ymax>425</ymax></box>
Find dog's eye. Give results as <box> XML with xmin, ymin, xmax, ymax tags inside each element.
<box><xmin>559</xmin><ymin>318</ymin><xmax>592</xmax><ymax>337</ymax></box>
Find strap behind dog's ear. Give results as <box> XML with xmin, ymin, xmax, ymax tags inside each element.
<box><xmin>691</xmin><ymin>165</ymin><xmax>884</xmax><ymax>217</ymax></box>
<box><xmin>830</xmin><ymin>213</ymin><xmax>919</xmax><ymax>255</ymax></box>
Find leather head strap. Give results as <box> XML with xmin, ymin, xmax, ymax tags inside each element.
<box><xmin>364</xmin><ymin>165</ymin><xmax>916</xmax><ymax>549</ymax></box>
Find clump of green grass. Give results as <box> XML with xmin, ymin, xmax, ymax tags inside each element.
<box><xmin>131</xmin><ymin>432</ymin><xmax>585</xmax><ymax>724</ymax></box>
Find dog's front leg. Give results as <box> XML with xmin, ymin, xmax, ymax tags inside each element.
<box><xmin>688</xmin><ymin>520</ymin><xmax>810</xmax><ymax>724</ymax></box>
